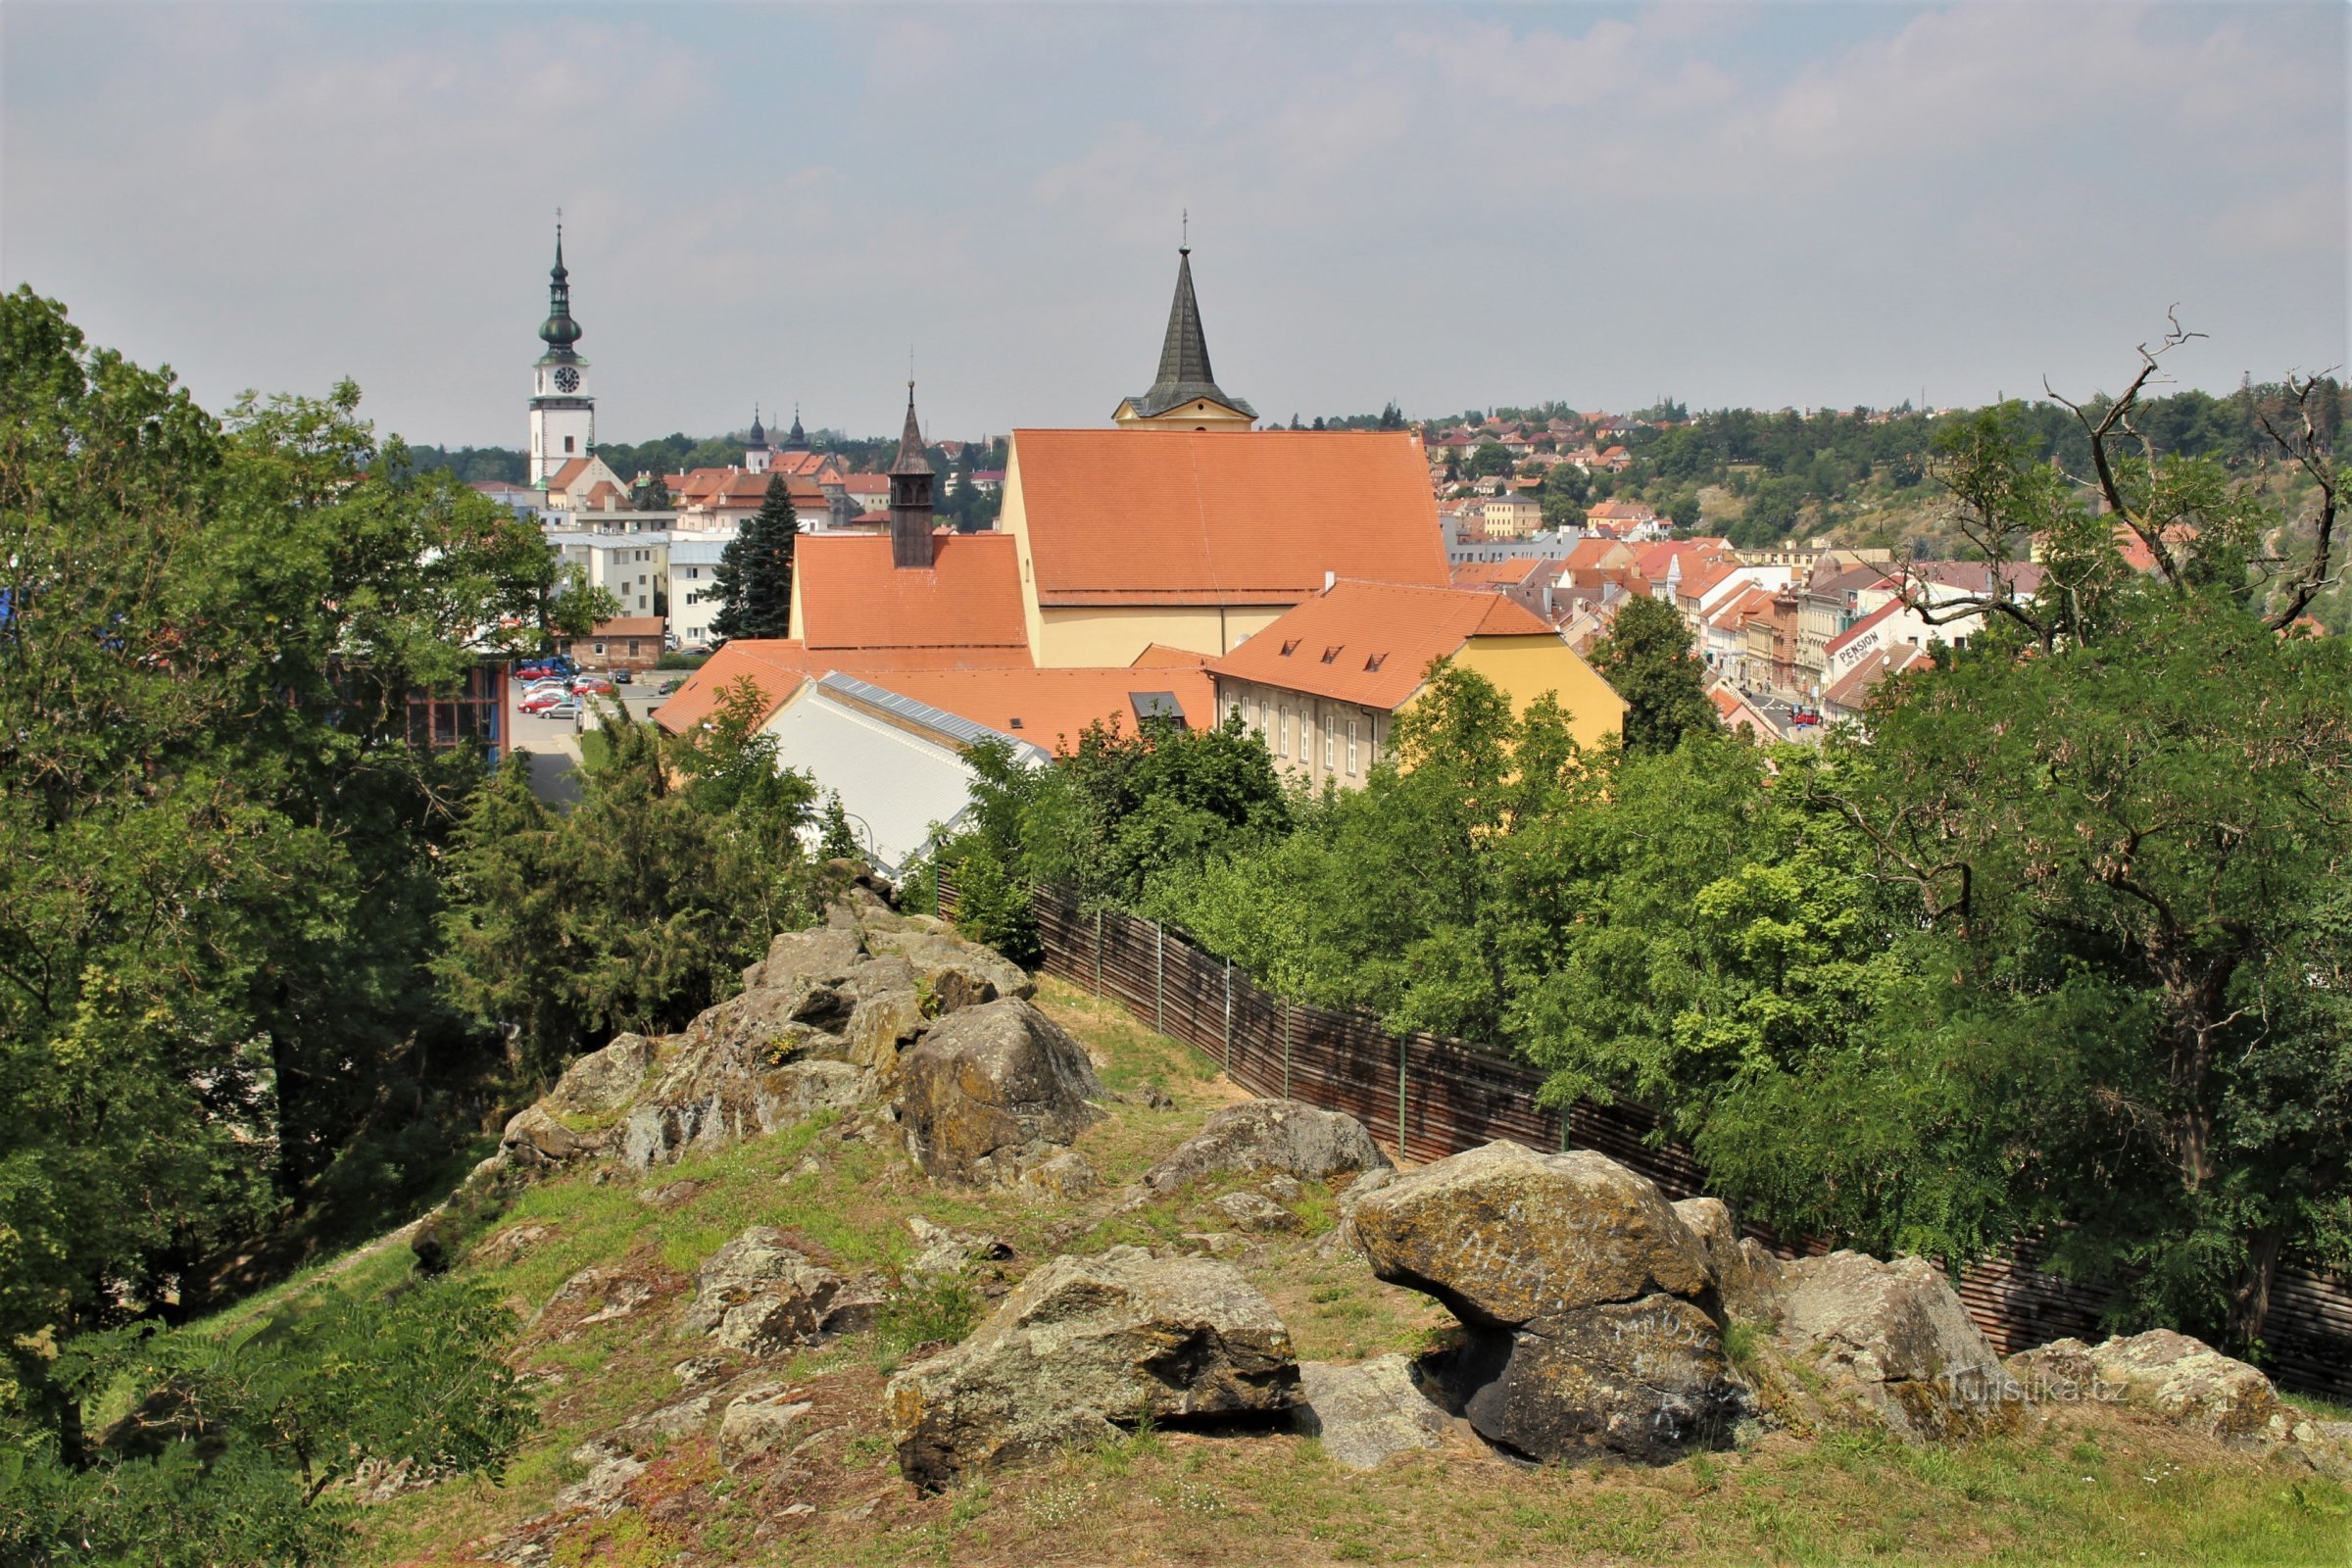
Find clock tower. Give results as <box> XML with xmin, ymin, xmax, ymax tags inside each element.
<box><xmin>529</xmin><ymin>224</ymin><xmax>595</xmax><ymax>486</ymax></box>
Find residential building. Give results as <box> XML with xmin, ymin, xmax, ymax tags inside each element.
<box><xmin>1478</xmin><ymin>490</ymin><xmax>1544</xmax><ymax>539</ymax></box>
<box><xmin>547</xmin><ymin>529</ymin><xmax>667</xmax><ymax>616</ymax></box>
<box><xmin>1206</xmin><ymin>579</ymin><xmax>1626</xmax><ymax>790</ymax></box>
<box><xmin>1794</xmin><ymin>563</ymin><xmax>1896</xmax><ymax>693</ymax></box>
<box><xmin>668</xmin><ymin>537</ymin><xmax>729</xmax><ymax>650</ymax></box>
<box><xmin>559</xmin><ymin>615</ymin><xmax>667</xmax><ymax>671</ymax></box>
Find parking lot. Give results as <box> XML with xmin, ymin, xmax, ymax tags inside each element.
<box><xmin>504</xmin><ymin>666</ymin><xmax>684</xmax><ymax>805</ymax></box>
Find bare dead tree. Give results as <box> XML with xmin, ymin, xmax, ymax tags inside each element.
<box><xmin>2255</xmin><ymin>369</ymin><xmax>2343</xmax><ymax>631</ymax></box>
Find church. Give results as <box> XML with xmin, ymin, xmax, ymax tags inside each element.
<box><xmin>658</xmin><ymin>241</ymin><xmax>1621</xmax><ymax>772</ymax></box>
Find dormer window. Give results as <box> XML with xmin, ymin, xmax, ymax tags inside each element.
<box><xmin>1280</xmin><ymin>639</ymin><xmax>1301</xmax><ymax>657</ymax></box>
<box><xmin>1320</xmin><ymin>645</ymin><xmax>1343</xmax><ymax>663</ymax></box>
<box><xmin>1364</xmin><ymin>653</ymin><xmax>1387</xmax><ymax>672</ymax></box>
<box><xmin>1008</xmin><ymin>717</ymin><xmax>1023</xmax><ymax>729</ymax></box>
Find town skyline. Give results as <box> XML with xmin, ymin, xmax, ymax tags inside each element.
<box><xmin>5</xmin><ymin>2</ymin><xmax>2344</xmax><ymax>447</ymax></box>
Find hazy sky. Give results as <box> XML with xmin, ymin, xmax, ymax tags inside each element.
<box><xmin>5</xmin><ymin>3</ymin><xmax>2345</xmax><ymax>447</ymax></box>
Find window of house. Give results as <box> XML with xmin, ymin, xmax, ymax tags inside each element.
<box><xmin>1320</xmin><ymin>645</ymin><xmax>1343</xmax><ymax>663</ymax></box>
<box><xmin>1280</xmin><ymin>707</ymin><xmax>1292</xmax><ymax>758</ymax></box>
<box><xmin>1347</xmin><ymin>719</ymin><xmax>1359</xmax><ymax>775</ymax></box>
<box><xmin>592</xmin><ymin>641</ymin><xmax>606</xmax><ymax>655</ymax></box>
<box><xmin>1323</xmin><ymin>725</ymin><xmax>1336</xmax><ymax>769</ymax></box>
<box><xmin>564</xmin><ymin>436</ymin><xmax>576</xmax><ymax>453</ymax></box>
<box><xmin>1279</xmin><ymin>639</ymin><xmax>1300</xmax><ymax>657</ymax></box>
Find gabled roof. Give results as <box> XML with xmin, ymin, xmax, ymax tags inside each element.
<box><xmin>1450</xmin><ymin>558</ymin><xmax>1550</xmax><ymax>587</ymax></box>
<box><xmin>1822</xmin><ymin>644</ymin><xmax>1932</xmax><ymax>712</ymax></box>
<box><xmin>1010</xmin><ymin>429</ymin><xmax>1446</xmax><ymax>606</ymax></box>
<box><xmin>1130</xmin><ymin>642</ymin><xmax>1217</xmax><ymax>668</ymax></box>
<box><xmin>1120</xmin><ymin>247</ymin><xmax>1257</xmax><ymax>420</ymax></box>
<box><xmin>794</xmin><ymin>531</ymin><xmax>1028</xmax><ymax>653</ymax></box>
<box><xmin>1207</xmin><ymin>579</ymin><xmax>1561</xmax><ymax>711</ymax></box>
<box><xmin>652</xmin><ymin>638</ymin><xmax>1034</xmax><ymax>734</ymax></box>
<box><xmin>1806</xmin><ymin>563</ymin><xmax>1895</xmax><ymax>599</ymax></box>
<box><xmin>858</xmin><ymin>666</ymin><xmax>1217</xmax><ymax>753</ymax></box>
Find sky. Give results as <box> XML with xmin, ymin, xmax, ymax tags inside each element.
<box><xmin>4</xmin><ymin>2</ymin><xmax>2345</xmax><ymax>448</ymax></box>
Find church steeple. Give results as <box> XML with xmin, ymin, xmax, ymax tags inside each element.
<box><xmin>538</xmin><ymin>224</ymin><xmax>583</xmax><ymax>361</ymax></box>
<box><xmin>1112</xmin><ymin>230</ymin><xmax>1256</xmax><ymax>430</ymax></box>
<box><xmin>528</xmin><ymin>220</ymin><xmax>594</xmax><ymax>485</ymax></box>
<box><xmin>786</xmin><ymin>404</ymin><xmax>807</xmax><ymax>450</ymax></box>
<box><xmin>745</xmin><ymin>403</ymin><xmax>771</xmax><ymax>473</ymax></box>
<box><xmin>888</xmin><ymin>382</ymin><xmax>936</xmax><ymax>569</ymax></box>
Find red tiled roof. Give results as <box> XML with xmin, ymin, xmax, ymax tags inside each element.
<box><xmin>579</xmin><ymin>616</ymin><xmax>666</xmax><ymax>639</ymax></box>
<box><xmin>652</xmin><ymin>639</ymin><xmax>1032</xmax><ymax>734</ymax></box>
<box><xmin>1130</xmin><ymin>643</ymin><xmax>1216</xmax><ymax>667</ymax></box>
<box><xmin>868</xmin><ymin>666</ymin><xmax>1219</xmax><ymax>753</ymax></box>
<box><xmin>1009</xmin><ymin>429</ymin><xmax>1447</xmax><ymax>606</ymax></box>
<box><xmin>1825</xmin><ymin>599</ymin><xmax>1902</xmax><ymax>658</ymax></box>
<box><xmin>1450</xmin><ymin>559</ymin><xmax>1549</xmax><ymax>586</ymax></box>
<box><xmin>1208</xmin><ymin>579</ymin><xmax>1558</xmax><ymax>711</ymax></box>
<box><xmin>794</xmin><ymin>531</ymin><xmax>1028</xmax><ymax>653</ymax></box>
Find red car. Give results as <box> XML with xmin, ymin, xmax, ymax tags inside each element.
<box><xmin>518</xmin><ymin>689</ymin><xmax>572</xmax><ymax>713</ymax></box>
<box><xmin>570</xmin><ymin>675</ymin><xmax>612</xmax><ymax>696</ymax></box>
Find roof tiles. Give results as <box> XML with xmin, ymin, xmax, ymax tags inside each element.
<box><xmin>1208</xmin><ymin>579</ymin><xmax>1558</xmax><ymax>711</ymax></box>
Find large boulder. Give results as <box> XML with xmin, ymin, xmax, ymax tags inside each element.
<box><xmin>2005</xmin><ymin>1329</ymin><xmax>2293</xmax><ymax>1446</ymax></box>
<box><xmin>545</xmin><ymin>1033</ymin><xmax>658</xmax><ymax>1119</ymax></box>
<box><xmin>1673</xmin><ymin>1197</ymin><xmax>1782</xmax><ymax>1317</ymax></box>
<box><xmin>897</xmin><ymin>1000</ymin><xmax>1105</xmax><ymax>1187</ymax></box>
<box><xmin>677</xmin><ymin>1228</ymin><xmax>849</xmax><ymax>1355</ymax></box>
<box><xmin>885</xmin><ymin>1246</ymin><xmax>1300</xmax><ymax>1490</ymax></box>
<box><xmin>866</xmin><ymin>930</ymin><xmax>1034</xmax><ymax>1013</ymax></box>
<box><xmin>1352</xmin><ymin>1141</ymin><xmax>1746</xmax><ymax>1463</ymax></box>
<box><xmin>1773</xmin><ymin>1251</ymin><xmax>2022</xmax><ymax>1440</ymax></box>
<box><xmin>1295</xmin><ymin>1355</ymin><xmax>1451</xmax><ymax>1470</ymax></box>
<box><xmin>1142</xmin><ymin>1100</ymin><xmax>1392</xmax><ymax>1196</ymax></box>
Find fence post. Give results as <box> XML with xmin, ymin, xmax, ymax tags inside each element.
<box><xmin>1397</xmin><ymin>1036</ymin><xmax>1409</xmax><ymax>1160</ymax></box>
<box><xmin>1094</xmin><ymin>907</ymin><xmax>1103</xmax><ymax>999</ymax></box>
<box><xmin>1223</xmin><ymin>959</ymin><xmax>1233</xmax><ymax>1069</ymax></box>
<box><xmin>1154</xmin><ymin>921</ymin><xmax>1166</xmax><ymax>1035</ymax></box>
<box><xmin>1282</xmin><ymin>1001</ymin><xmax>1292</xmax><ymax>1101</ymax></box>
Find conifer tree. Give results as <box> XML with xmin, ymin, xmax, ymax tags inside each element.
<box><xmin>710</xmin><ymin>472</ymin><xmax>798</xmax><ymax>642</ymax></box>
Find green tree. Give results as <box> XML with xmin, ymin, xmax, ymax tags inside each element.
<box><xmin>4</xmin><ymin>1278</ymin><xmax>533</xmax><ymax>1566</ymax></box>
<box><xmin>1465</xmin><ymin>441</ymin><xmax>1514</xmax><ymax>479</ymax></box>
<box><xmin>0</xmin><ymin>287</ymin><xmax>588</xmax><ymax>1441</ymax></box>
<box><xmin>1587</xmin><ymin>594</ymin><xmax>1719</xmax><ymax>756</ymax></box>
<box><xmin>710</xmin><ymin>473</ymin><xmax>798</xmax><ymax>642</ymax></box>
<box><xmin>434</xmin><ymin>682</ymin><xmax>824</xmax><ymax>1076</ymax></box>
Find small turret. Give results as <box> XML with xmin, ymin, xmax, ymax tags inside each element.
<box><xmin>889</xmin><ymin>382</ymin><xmax>936</xmax><ymax>569</ymax></box>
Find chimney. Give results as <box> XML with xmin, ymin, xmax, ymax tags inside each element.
<box><xmin>1323</xmin><ymin>569</ymin><xmax>1337</xmax><ymax>593</ymax></box>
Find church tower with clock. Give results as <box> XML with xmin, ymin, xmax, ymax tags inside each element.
<box><xmin>528</xmin><ymin>224</ymin><xmax>595</xmax><ymax>486</ymax></box>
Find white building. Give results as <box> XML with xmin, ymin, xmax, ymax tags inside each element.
<box><xmin>549</xmin><ymin>530</ymin><xmax>667</xmax><ymax>618</ymax></box>
<box><xmin>668</xmin><ymin>537</ymin><xmax>729</xmax><ymax>650</ymax></box>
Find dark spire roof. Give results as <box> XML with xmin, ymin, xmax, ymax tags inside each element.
<box><xmin>748</xmin><ymin>403</ymin><xmax>767</xmax><ymax>446</ymax></box>
<box><xmin>890</xmin><ymin>382</ymin><xmax>933</xmax><ymax>476</ymax></box>
<box><xmin>787</xmin><ymin>404</ymin><xmax>807</xmax><ymax>448</ymax></box>
<box><xmin>1124</xmin><ymin>244</ymin><xmax>1254</xmax><ymax>420</ymax></box>
<box><xmin>538</xmin><ymin>222</ymin><xmax>583</xmax><ymax>359</ymax></box>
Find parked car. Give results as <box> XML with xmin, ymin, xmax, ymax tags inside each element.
<box><xmin>538</xmin><ymin>699</ymin><xmax>581</xmax><ymax>721</ymax></box>
<box><xmin>612</xmin><ymin>668</ymin><xmax>634</xmax><ymax>685</ymax></box>
<box><xmin>518</xmin><ymin>690</ymin><xmax>573</xmax><ymax>713</ymax></box>
<box><xmin>657</xmin><ymin>678</ymin><xmax>681</xmax><ymax>696</ymax></box>
<box><xmin>1788</xmin><ymin>708</ymin><xmax>1822</xmax><ymax>727</ymax></box>
<box><xmin>571</xmin><ymin>674</ymin><xmax>613</xmax><ymax>695</ymax></box>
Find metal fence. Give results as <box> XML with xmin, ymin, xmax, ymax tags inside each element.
<box><xmin>942</xmin><ymin>874</ymin><xmax>2352</xmax><ymax>1398</ymax></box>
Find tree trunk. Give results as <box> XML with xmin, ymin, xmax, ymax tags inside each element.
<box><xmin>2229</xmin><ymin>1223</ymin><xmax>2286</xmax><ymax>1353</ymax></box>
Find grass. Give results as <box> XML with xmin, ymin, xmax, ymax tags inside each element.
<box><xmin>188</xmin><ymin>970</ymin><xmax>2349</xmax><ymax>1567</ymax></box>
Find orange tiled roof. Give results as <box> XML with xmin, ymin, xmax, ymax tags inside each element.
<box><xmin>1207</xmin><ymin>579</ymin><xmax>1558</xmax><ymax>711</ymax></box>
<box><xmin>1450</xmin><ymin>559</ymin><xmax>1549</xmax><ymax>586</ymax></box>
<box><xmin>1009</xmin><ymin>429</ymin><xmax>1447</xmax><ymax>606</ymax></box>
<box><xmin>651</xmin><ymin>639</ymin><xmax>1033</xmax><ymax>734</ymax></box>
<box><xmin>866</xmin><ymin>666</ymin><xmax>1218</xmax><ymax>753</ymax></box>
<box><xmin>794</xmin><ymin>531</ymin><xmax>1028</xmax><ymax>653</ymax></box>
<box><xmin>1130</xmin><ymin>643</ymin><xmax>1216</xmax><ymax>667</ymax></box>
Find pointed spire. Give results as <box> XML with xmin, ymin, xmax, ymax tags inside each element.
<box><xmin>786</xmin><ymin>403</ymin><xmax>806</xmax><ymax>448</ymax></box>
<box><xmin>1120</xmin><ymin>231</ymin><xmax>1254</xmax><ymax>422</ymax></box>
<box><xmin>888</xmin><ymin>381</ymin><xmax>936</xmax><ymax>569</ymax></box>
<box><xmin>748</xmin><ymin>402</ymin><xmax>766</xmax><ymax>446</ymax></box>
<box><xmin>539</xmin><ymin>218</ymin><xmax>582</xmax><ymax>356</ymax></box>
<box><xmin>891</xmin><ymin>381</ymin><xmax>932</xmax><ymax>476</ymax></box>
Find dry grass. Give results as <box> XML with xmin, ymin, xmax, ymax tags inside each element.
<box><xmin>302</xmin><ymin>974</ymin><xmax>2352</xmax><ymax>1567</ymax></box>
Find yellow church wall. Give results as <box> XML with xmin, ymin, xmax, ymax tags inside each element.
<box><xmin>1451</xmin><ymin>634</ymin><xmax>1626</xmax><ymax>751</ymax></box>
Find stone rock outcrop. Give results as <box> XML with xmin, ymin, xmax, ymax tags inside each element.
<box><xmin>897</xmin><ymin>1000</ymin><xmax>1105</xmax><ymax>1187</ymax></box>
<box><xmin>1773</xmin><ymin>1251</ymin><xmax>2021</xmax><ymax>1441</ymax></box>
<box><xmin>1142</xmin><ymin>1099</ymin><xmax>1391</xmax><ymax>1196</ymax></box>
<box><xmin>904</xmin><ymin>1215</ymin><xmax>1013</xmax><ymax>1283</ymax></box>
<box><xmin>1295</xmin><ymin>1355</ymin><xmax>1452</xmax><ymax>1470</ymax></box>
<box><xmin>1211</xmin><ymin>1190</ymin><xmax>1298</xmax><ymax>1234</ymax></box>
<box><xmin>677</xmin><ymin>1228</ymin><xmax>848</xmax><ymax>1355</ymax></box>
<box><xmin>1353</xmin><ymin>1141</ymin><xmax>1747</xmax><ymax>1463</ymax></box>
<box><xmin>886</xmin><ymin>1246</ymin><xmax>1301</xmax><ymax>1489</ymax></box>
<box><xmin>1672</xmin><ymin>1197</ymin><xmax>1781</xmax><ymax>1317</ymax></box>
<box><xmin>718</xmin><ymin>1384</ymin><xmax>814</xmax><ymax>1467</ymax></box>
<box><xmin>2004</xmin><ymin>1330</ymin><xmax>2292</xmax><ymax>1446</ymax></box>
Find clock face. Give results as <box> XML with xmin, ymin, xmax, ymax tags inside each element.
<box><xmin>553</xmin><ymin>367</ymin><xmax>581</xmax><ymax>394</ymax></box>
